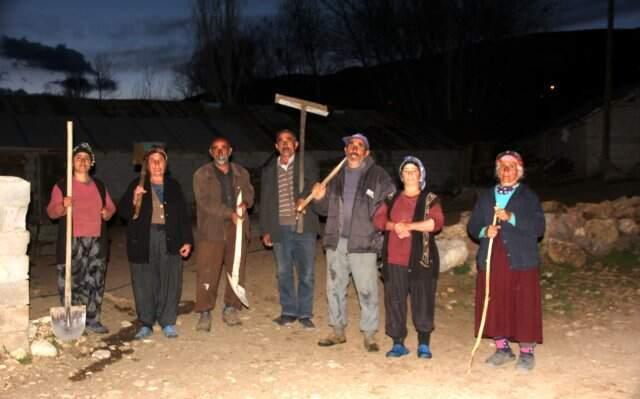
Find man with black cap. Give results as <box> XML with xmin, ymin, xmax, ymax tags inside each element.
<box><xmin>311</xmin><ymin>133</ymin><xmax>395</xmax><ymax>352</ymax></box>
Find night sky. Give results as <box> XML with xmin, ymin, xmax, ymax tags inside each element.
<box><xmin>1</xmin><ymin>0</ymin><xmax>639</xmax><ymax>98</ymax></box>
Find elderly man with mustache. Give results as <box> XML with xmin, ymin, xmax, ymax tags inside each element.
<box><xmin>259</xmin><ymin>129</ymin><xmax>321</xmax><ymax>330</ymax></box>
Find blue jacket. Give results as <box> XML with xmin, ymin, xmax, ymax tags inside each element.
<box><xmin>467</xmin><ymin>183</ymin><xmax>545</xmax><ymax>271</ymax></box>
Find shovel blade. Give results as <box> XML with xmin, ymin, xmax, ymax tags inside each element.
<box><xmin>50</xmin><ymin>305</ymin><xmax>86</xmax><ymax>341</ymax></box>
<box><xmin>226</xmin><ymin>273</ymin><xmax>250</xmax><ymax>308</ymax></box>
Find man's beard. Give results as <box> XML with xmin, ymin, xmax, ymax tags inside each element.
<box><xmin>214</xmin><ymin>155</ymin><xmax>229</xmax><ymax>166</ymax></box>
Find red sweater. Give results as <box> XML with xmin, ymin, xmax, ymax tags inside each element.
<box><xmin>47</xmin><ymin>178</ymin><xmax>116</xmax><ymax>237</ymax></box>
<box><xmin>373</xmin><ymin>193</ymin><xmax>444</xmax><ymax>267</ymax></box>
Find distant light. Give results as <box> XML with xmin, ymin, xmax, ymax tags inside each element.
<box><xmin>549</xmin><ymin>84</ymin><xmax>556</xmax><ymax>91</ymax></box>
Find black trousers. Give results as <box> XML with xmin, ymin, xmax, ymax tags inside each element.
<box><xmin>384</xmin><ymin>263</ymin><xmax>438</xmax><ymax>340</ymax></box>
<box><xmin>130</xmin><ymin>225</ymin><xmax>183</xmax><ymax>328</ymax></box>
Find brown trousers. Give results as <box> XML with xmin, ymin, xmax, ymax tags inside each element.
<box><xmin>195</xmin><ymin>222</ymin><xmax>248</xmax><ymax>312</ymax></box>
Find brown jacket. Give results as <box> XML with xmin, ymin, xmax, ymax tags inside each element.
<box><xmin>193</xmin><ymin>161</ymin><xmax>255</xmax><ymax>241</ymax></box>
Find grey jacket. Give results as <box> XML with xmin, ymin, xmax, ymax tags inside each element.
<box><xmin>259</xmin><ymin>154</ymin><xmax>320</xmax><ymax>241</ymax></box>
<box><xmin>314</xmin><ymin>156</ymin><xmax>395</xmax><ymax>253</ymax></box>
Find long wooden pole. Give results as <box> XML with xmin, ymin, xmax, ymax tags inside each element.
<box><xmin>601</xmin><ymin>0</ymin><xmax>614</xmax><ymax>175</ymax></box>
<box><xmin>296</xmin><ymin>110</ymin><xmax>307</xmax><ymax>233</ymax></box>
<box><xmin>64</xmin><ymin>121</ymin><xmax>73</xmax><ymax>316</ymax></box>
<box><xmin>467</xmin><ymin>210</ymin><xmax>498</xmax><ymax>373</ymax></box>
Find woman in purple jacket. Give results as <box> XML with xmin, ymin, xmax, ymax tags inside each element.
<box><xmin>467</xmin><ymin>151</ymin><xmax>545</xmax><ymax>372</ymax></box>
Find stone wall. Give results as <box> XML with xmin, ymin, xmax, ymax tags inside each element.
<box><xmin>435</xmin><ymin>195</ymin><xmax>640</xmax><ymax>272</ymax></box>
<box><xmin>0</xmin><ymin>176</ymin><xmax>31</xmax><ymax>355</ymax></box>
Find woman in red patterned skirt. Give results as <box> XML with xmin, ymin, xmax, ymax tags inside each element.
<box><xmin>467</xmin><ymin>151</ymin><xmax>545</xmax><ymax>371</ymax></box>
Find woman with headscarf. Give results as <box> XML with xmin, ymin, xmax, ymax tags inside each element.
<box><xmin>46</xmin><ymin>142</ymin><xmax>117</xmax><ymax>334</ymax></box>
<box><xmin>373</xmin><ymin>156</ymin><xmax>444</xmax><ymax>359</ymax></box>
<box><xmin>467</xmin><ymin>150</ymin><xmax>545</xmax><ymax>371</ymax></box>
<box><xmin>119</xmin><ymin>146</ymin><xmax>193</xmax><ymax>339</ymax></box>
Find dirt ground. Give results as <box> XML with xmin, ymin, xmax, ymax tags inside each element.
<box><xmin>2</xmin><ymin>180</ymin><xmax>640</xmax><ymax>399</ymax></box>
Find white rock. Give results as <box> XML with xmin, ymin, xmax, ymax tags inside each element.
<box><xmin>618</xmin><ymin>219</ymin><xmax>639</xmax><ymax>235</ymax></box>
<box><xmin>120</xmin><ymin>320</ymin><xmax>133</xmax><ymax>328</ymax></box>
<box><xmin>92</xmin><ymin>349</ymin><xmax>111</xmax><ymax>360</ymax></box>
<box><xmin>436</xmin><ymin>238</ymin><xmax>469</xmax><ymax>273</ymax></box>
<box><xmin>10</xmin><ymin>347</ymin><xmax>28</xmax><ymax>361</ymax></box>
<box><xmin>35</xmin><ymin>315</ymin><xmax>52</xmax><ymax>324</ymax></box>
<box><xmin>0</xmin><ymin>255</ymin><xmax>29</xmax><ymax>283</ymax></box>
<box><xmin>0</xmin><ymin>231</ymin><xmax>30</xmax><ymax>256</ymax></box>
<box><xmin>0</xmin><ymin>177</ymin><xmax>30</xmax><ymax>206</ymax></box>
<box><xmin>31</xmin><ymin>340</ymin><xmax>58</xmax><ymax>357</ymax></box>
<box><xmin>0</xmin><ymin>206</ymin><xmax>29</xmax><ymax>232</ymax></box>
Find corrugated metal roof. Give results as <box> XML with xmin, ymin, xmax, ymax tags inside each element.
<box><xmin>0</xmin><ymin>95</ymin><xmax>456</xmax><ymax>153</ymax></box>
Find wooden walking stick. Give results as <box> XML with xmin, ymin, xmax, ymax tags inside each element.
<box><xmin>467</xmin><ymin>209</ymin><xmax>499</xmax><ymax>374</ymax></box>
<box><xmin>274</xmin><ymin>94</ymin><xmax>329</xmax><ymax>233</ymax></box>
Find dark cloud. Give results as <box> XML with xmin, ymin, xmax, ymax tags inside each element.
<box><xmin>143</xmin><ymin>17</ymin><xmax>190</xmax><ymax>36</ymax></box>
<box><xmin>108</xmin><ymin>17</ymin><xmax>189</xmax><ymax>41</ymax></box>
<box><xmin>1</xmin><ymin>36</ymin><xmax>94</xmax><ymax>74</ymax></box>
<box><xmin>108</xmin><ymin>43</ymin><xmax>191</xmax><ymax>71</ymax></box>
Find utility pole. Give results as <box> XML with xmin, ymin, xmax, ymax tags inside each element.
<box><xmin>601</xmin><ymin>0</ymin><xmax>614</xmax><ymax>176</ymax></box>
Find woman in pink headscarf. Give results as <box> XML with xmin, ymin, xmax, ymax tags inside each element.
<box><xmin>467</xmin><ymin>151</ymin><xmax>545</xmax><ymax>372</ymax></box>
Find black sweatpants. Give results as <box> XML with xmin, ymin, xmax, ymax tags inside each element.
<box><xmin>384</xmin><ymin>263</ymin><xmax>438</xmax><ymax>340</ymax></box>
<box><xmin>130</xmin><ymin>225</ymin><xmax>183</xmax><ymax>328</ymax></box>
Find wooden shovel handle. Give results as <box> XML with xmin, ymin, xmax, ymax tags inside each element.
<box><xmin>297</xmin><ymin>157</ymin><xmax>346</xmax><ymax>213</ymax></box>
<box><xmin>132</xmin><ymin>167</ymin><xmax>146</xmax><ymax>220</ymax></box>
<box><xmin>64</xmin><ymin>121</ymin><xmax>73</xmax><ymax>309</ymax></box>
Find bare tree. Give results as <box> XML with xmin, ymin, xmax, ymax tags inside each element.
<box><xmin>172</xmin><ymin>62</ymin><xmax>198</xmax><ymax>99</ymax></box>
<box><xmin>277</xmin><ymin>0</ymin><xmax>330</xmax><ymax>76</ymax></box>
<box><xmin>55</xmin><ymin>72</ymin><xmax>93</xmax><ymax>98</ymax></box>
<box><xmin>187</xmin><ymin>0</ymin><xmax>255</xmax><ymax>105</ymax></box>
<box><xmin>133</xmin><ymin>65</ymin><xmax>158</xmax><ymax>99</ymax></box>
<box><xmin>92</xmin><ymin>53</ymin><xmax>118</xmax><ymax>99</ymax></box>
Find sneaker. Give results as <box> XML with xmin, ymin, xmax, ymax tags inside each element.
<box><xmin>363</xmin><ymin>335</ymin><xmax>380</xmax><ymax>353</ymax></box>
<box><xmin>417</xmin><ymin>344</ymin><xmax>433</xmax><ymax>359</ymax></box>
<box><xmin>196</xmin><ymin>311</ymin><xmax>212</xmax><ymax>332</ymax></box>
<box><xmin>134</xmin><ymin>326</ymin><xmax>153</xmax><ymax>340</ymax></box>
<box><xmin>515</xmin><ymin>352</ymin><xmax>535</xmax><ymax>371</ymax></box>
<box><xmin>222</xmin><ymin>306</ymin><xmax>242</xmax><ymax>326</ymax></box>
<box><xmin>485</xmin><ymin>348</ymin><xmax>516</xmax><ymax>367</ymax></box>
<box><xmin>86</xmin><ymin>321</ymin><xmax>109</xmax><ymax>334</ymax></box>
<box><xmin>386</xmin><ymin>344</ymin><xmax>410</xmax><ymax>358</ymax></box>
<box><xmin>273</xmin><ymin>315</ymin><xmax>297</xmax><ymax>326</ymax></box>
<box><xmin>162</xmin><ymin>325</ymin><xmax>178</xmax><ymax>338</ymax></box>
<box><xmin>318</xmin><ymin>331</ymin><xmax>347</xmax><ymax>347</ymax></box>
<box><xmin>298</xmin><ymin>318</ymin><xmax>315</xmax><ymax>330</ymax></box>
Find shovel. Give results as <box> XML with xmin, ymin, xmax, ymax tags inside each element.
<box><xmin>227</xmin><ymin>191</ymin><xmax>249</xmax><ymax>308</ymax></box>
<box><xmin>50</xmin><ymin>121</ymin><xmax>86</xmax><ymax>341</ymax></box>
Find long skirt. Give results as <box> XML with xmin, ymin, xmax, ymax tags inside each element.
<box><xmin>474</xmin><ymin>236</ymin><xmax>543</xmax><ymax>343</ymax></box>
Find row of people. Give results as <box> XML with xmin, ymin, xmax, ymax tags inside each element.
<box><xmin>46</xmin><ymin>132</ymin><xmax>543</xmax><ymax>371</ymax></box>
